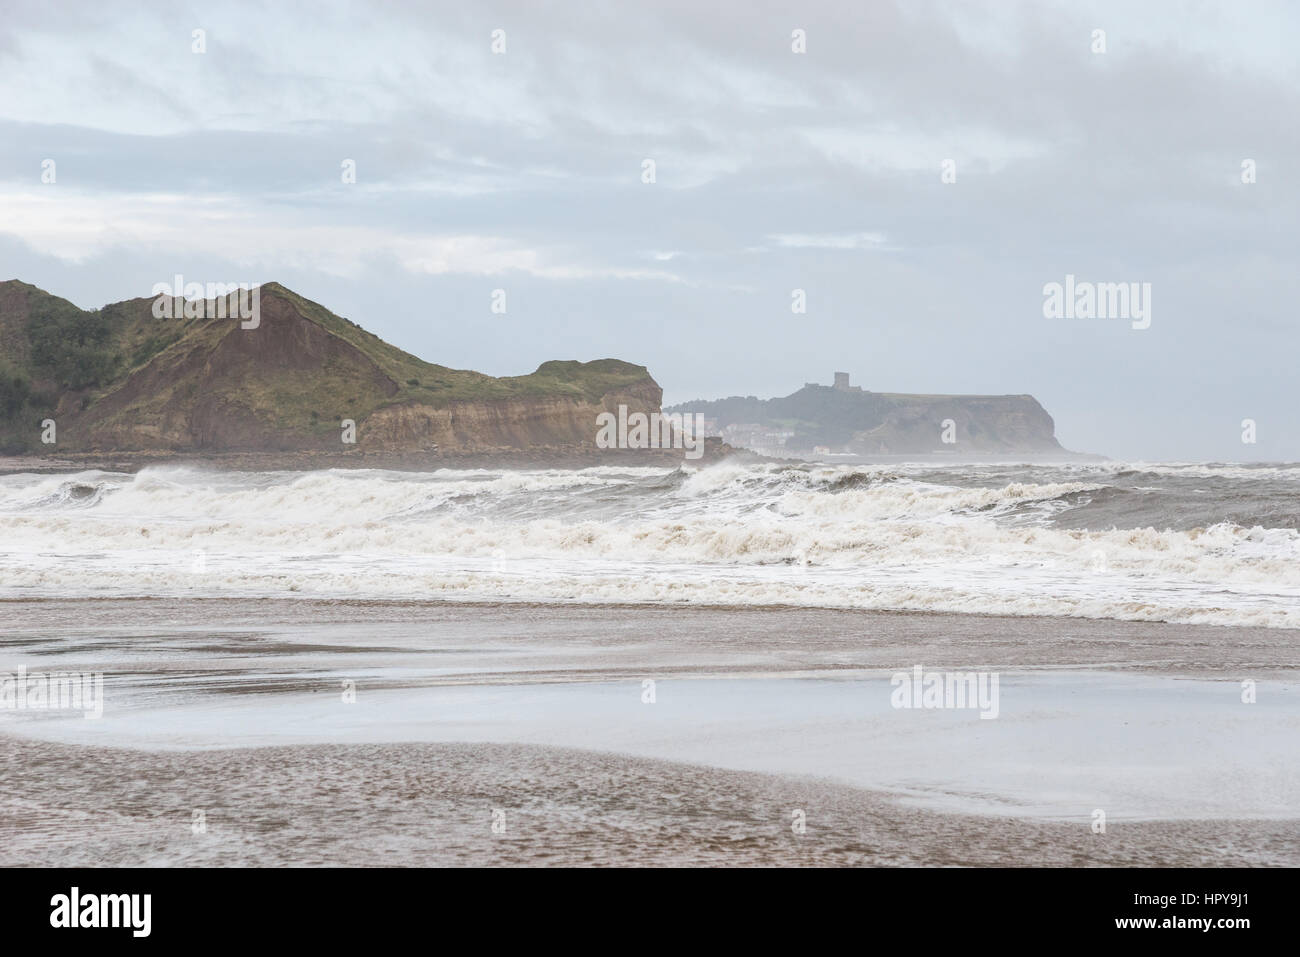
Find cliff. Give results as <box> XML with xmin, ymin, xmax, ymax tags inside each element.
<box><xmin>666</xmin><ymin>379</ymin><xmax>1065</xmax><ymax>455</ymax></box>
<box><xmin>0</xmin><ymin>280</ymin><xmax>663</xmax><ymax>456</ymax></box>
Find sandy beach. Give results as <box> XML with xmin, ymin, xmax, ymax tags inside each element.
<box><xmin>3</xmin><ymin>598</ymin><xmax>1297</xmax><ymax>866</ymax></box>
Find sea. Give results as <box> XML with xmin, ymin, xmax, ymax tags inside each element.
<box><xmin>2</xmin><ymin>460</ymin><xmax>1297</xmax><ymax>865</ymax></box>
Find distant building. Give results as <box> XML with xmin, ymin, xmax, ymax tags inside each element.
<box><xmin>719</xmin><ymin>422</ymin><xmax>796</xmax><ymax>457</ymax></box>
<box><xmin>833</xmin><ymin>372</ymin><xmax>863</xmax><ymax>393</ymax></box>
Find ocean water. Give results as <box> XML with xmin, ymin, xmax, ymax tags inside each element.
<box><xmin>3</xmin><ymin>461</ymin><xmax>1298</xmax><ymax>865</ymax></box>
<box><xmin>1</xmin><ymin>460</ymin><xmax>1297</xmax><ymax>626</ymax></box>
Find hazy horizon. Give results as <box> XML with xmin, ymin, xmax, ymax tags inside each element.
<box><xmin>2</xmin><ymin>0</ymin><xmax>1296</xmax><ymax>461</ymax></box>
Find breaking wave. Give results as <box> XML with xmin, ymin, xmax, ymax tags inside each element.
<box><xmin>1</xmin><ymin>461</ymin><xmax>1298</xmax><ymax>627</ymax></box>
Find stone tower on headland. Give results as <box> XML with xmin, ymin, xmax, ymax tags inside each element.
<box><xmin>833</xmin><ymin>372</ymin><xmax>863</xmax><ymax>393</ymax></box>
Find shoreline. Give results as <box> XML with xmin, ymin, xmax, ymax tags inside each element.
<box><xmin>6</xmin><ymin>597</ymin><xmax>1296</xmax><ymax>865</ymax></box>
<box><xmin>0</xmin><ymin>446</ymin><xmax>750</xmax><ymax>475</ymax></box>
<box><xmin>5</xmin><ymin>596</ymin><xmax>1298</xmax><ymax>672</ymax></box>
<box><xmin>3</xmin><ymin>737</ymin><xmax>1295</xmax><ymax>867</ymax></box>
<box><xmin>0</xmin><ymin>448</ymin><xmax>1120</xmax><ymax>475</ymax></box>
<box><xmin>3</xmin><ymin>592</ymin><xmax>1299</xmax><ymax>638</ymax></box>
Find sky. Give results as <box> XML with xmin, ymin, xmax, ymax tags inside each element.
<box><xmin>1</xmin><ymin>0</ymin><xmax>1297</xmax><ymax>461</ymax></box>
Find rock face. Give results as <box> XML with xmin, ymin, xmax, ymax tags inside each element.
<box><xmin>355</xmin><ymin>390</ymin><xmax>664</xmax><ymax>452</ymax></box>
<box><xmin>666</xmin><ymin>379</ymin><xmax>1065</xmax><ymax>455</ymax></box>
<box><xmin>0</xmin><ymin>279</ymin><xmax>662</xmax><ymax>455</ymax></box>
<box><xmin>852</xmin><ymin>393</ymin><xmax>1062</xmax><ymax>454</ymax></box>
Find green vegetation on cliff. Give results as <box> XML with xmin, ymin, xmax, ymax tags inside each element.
<box><xmin>0</xmin><ymin>279</ymin><xmax>657</xmax><ymax>453</ymax></box>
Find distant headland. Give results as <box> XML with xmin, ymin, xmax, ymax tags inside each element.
<box><xmin>666</xmin><ymin>372</ymin><xmax>1078</xmax><ymax>458</ymax></box>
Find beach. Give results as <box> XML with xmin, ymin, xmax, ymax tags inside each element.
<box><xmin>2</xmin><ymin>461</ymin><xmax>1298</xmax><ymax>866</ymax></box>
<box><xmin>2</xmin><ymin>597</ymin><xmax>1297</xmax><ymax>866</ymax></box>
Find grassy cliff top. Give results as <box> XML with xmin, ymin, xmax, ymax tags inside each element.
<box><xmin>0</xmin><ymin>279</ymin><xmax>657</xmax><ymax>452</ymax></box>
<box><xmin>233</xmin><ymin>283</ymin><xmax>652</xmax><ymax>405</ymax></box>
<box><xmin>0</xmin><ymin>279</ymin><xmax>653</xmax><ymax>406</ymax></box>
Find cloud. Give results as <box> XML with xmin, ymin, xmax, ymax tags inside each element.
<box><xmin>768</xmin><ymin>232</ymin><xmax>889</xmax><ymax>250</ymax></box>
<box><xmin>0</xmin><ymin>188</ymin><xmax>688</xmax><ymax>283</ymax></box>
<box><xmin>0</xmin><ymin>0</ymin><xmax>1297</xmax><ymax>458</ymax></box>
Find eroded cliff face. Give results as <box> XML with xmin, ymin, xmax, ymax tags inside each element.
<box><xmin>357</xmin><ymin>385</ymin><xmax>664</xmax><ymax>452</ymax></box>
<box><xmin>0</xmin><ymin>280</ymin><xmax>666</xmax><ymax>455</ymax></box>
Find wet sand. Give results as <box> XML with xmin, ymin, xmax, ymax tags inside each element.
<box><xmin>4</xmin><ymin>597</ymin><xmax>1299</xmax><ymax>675</ymax></box>
<box><xmin>4</xmin><ymin>737</ymin><xmax>1296</xmax><ymax>867</ymax></box>
<box><xmin>2</xmin><ymin>599</ymin><xmax>1298</xmax><ymax>866</ymax></box>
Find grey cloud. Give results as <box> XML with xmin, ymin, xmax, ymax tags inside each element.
<box><xmin>0</xmin><ymin>0</ymin><xmax>1296</xmax><ymax>460</ymax></box>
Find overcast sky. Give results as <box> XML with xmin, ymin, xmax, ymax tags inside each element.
<box><xmin>1</xmin><ymin>0</ymin><xmax>1296</xmax><ymax>460</ymax></box>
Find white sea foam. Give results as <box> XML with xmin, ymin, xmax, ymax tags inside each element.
<box><xmin>1</xmin><ymin>463</ymin><xmax>1297</xmax><ymax>626</ymax></box>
